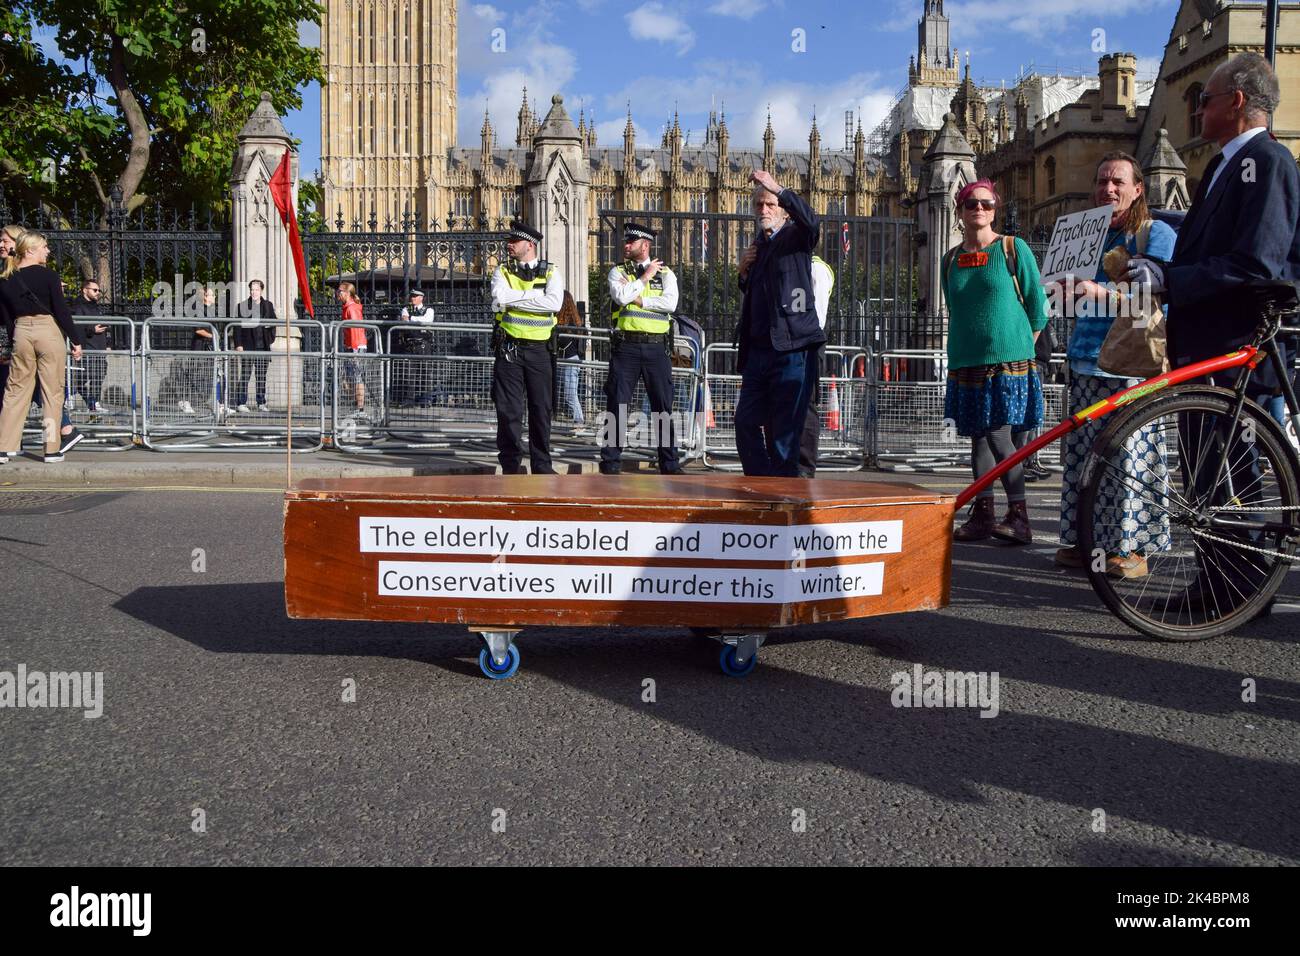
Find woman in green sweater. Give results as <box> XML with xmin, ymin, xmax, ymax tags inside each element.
<box><xmin>942</xmin><ymin>180</ymin><xmax>1049</xmax><ymax>544</ymax></box>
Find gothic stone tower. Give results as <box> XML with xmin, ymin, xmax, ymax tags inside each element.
<box><xmin>320</xmin><ymin>0</ymin><xmax>457</xmax><ymax>228</ymax></box>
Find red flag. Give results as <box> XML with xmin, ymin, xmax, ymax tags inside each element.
<box><xmin>268</xmin><ymin>150</ymin><xmax>314</xmax><ymax>318</ymax></box>
<box><xmin>841</xmin><ymin>221</ymin><xmax>850</xmax><ymax>255</ymax></box>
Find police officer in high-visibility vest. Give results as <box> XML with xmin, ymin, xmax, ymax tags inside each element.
<box><xmin>490</xmin><ymin>220</ymin><xmax>564</xmax><ymax>474</ymax></box>
<box><xmin>599</xmin><ymin>222</ymin><xmax>683</xmax><ymax>475</ymax></box>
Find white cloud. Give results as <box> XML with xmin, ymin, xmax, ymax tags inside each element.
<box><xmin>738</xmin><ymin>74</ymin><xmax>898</xmax><ymax>148</ymax></box>
<box><xmin>1134</xmin><ymin>54</ymin><xmax>1162</xmax><ymax>79</ymax></box>
<box><xmin>594</xmin><ymin>118</ymin><xmax>652</xmax><ymax>144</ymax></box>
<box><xmin>457</xmin><ymin>4</ymin><xmax>579</xmax><ymax>147</ymax></box>
<box><xmin>708</xmin><ymin>0</ymin><xmax>767</xmax><ymax>19</ymax></box>
<box><xmin>601</xmin><ymin>59</ymin><xmax>897</xmax><ymax>150</ymax></box>
<box><xmin>626</xmin><ymin>3</ymin><xmax>696</xmax><ymax>55</ymax></box>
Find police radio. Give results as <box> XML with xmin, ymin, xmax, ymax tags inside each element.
<box><xmin>510</xmin><ymin>258</ymin><xmax>550</xmax><ymax>281</ymax></box>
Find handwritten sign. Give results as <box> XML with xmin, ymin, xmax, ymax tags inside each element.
<box><xmin>1040</xmin><ymin>205</ymin><xmax>1113</xmax><ymax>283</ymax></box>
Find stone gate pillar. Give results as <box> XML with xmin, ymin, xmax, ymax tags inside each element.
<box><xmin>916</xmin><ymin>113</ymin><xmax>976</xmax><ymax>350</ymax></box>
<box><xmin>525</xmin><ymin>94</ymin><xmax>591</xmax><ymax>310</ymax></box>
<box><xmin>231</xmin><ymin>92</ymin><xmax>301</xmax><ymax>409</ymax></box>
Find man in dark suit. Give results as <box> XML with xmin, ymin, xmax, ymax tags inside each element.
<box><xmin>233</xmin><ymin>279</ymin><xmax>277</xmax><ymax>412</ymax></box>
<box><xmin>734</xmin><ymin>170</ymin><xmax>825</xmax><ymax>477</ymax></box>
<box><xmin>1125</xmin><ymin>52</ymin><xmax>1300</xmax><ymax>615</ymax></box>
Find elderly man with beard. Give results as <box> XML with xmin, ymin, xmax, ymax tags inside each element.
<box><xmin>733</xmin><ymin>170</ymin><xmax>825</xmax><ymax>477</ymax></box>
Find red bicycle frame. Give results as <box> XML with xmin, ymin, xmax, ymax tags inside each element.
<box><xmin>953</xmin><ymin>347</ymin><xmax>1262</xmax><ymax>509</ymax></box>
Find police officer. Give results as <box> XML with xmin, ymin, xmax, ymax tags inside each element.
<box><xmin>599</xmin><ymin>222</ymin><xmax>682</xmax><ymax>475</ymax></box>
<box><xmin>490</xmin><ymin>220</ymin><xmax>563</xmax><ymax>474</ymax></box>
<box><xmin>397</xmin><ymin>288</ymin><xmax>436</xmax><ymax>407</ymax></box>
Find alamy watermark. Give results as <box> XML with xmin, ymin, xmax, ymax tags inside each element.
<box><xmin>0</xmin><ymin>664</ymin><xmax>103</xmax><ymax>719</ymax></box>
<box><xmin>890</xmin><ymin>664</ymin><xmax>999</xmax><ymax>718</ymax></box>
<box><xmin>595</xmin><ymin>403</ymin><xmax>699</xmax><ymax>449</ymax></box>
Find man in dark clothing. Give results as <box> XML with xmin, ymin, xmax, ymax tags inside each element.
<box><xmin>233</xmin><ymin>279</ymin><xmax>276</xmax><ymax>413</ymax></box>
<box><xmin>734</xmin><ymin>170</ymin><xmax>826</xmax><ymax>477</ymax></box>
<box><xmin>1125</xmin><ymin>53</ymin><xmax>1300</xmax><ymax>615</ymax></box>
<box><xmin>70</xmin><ymin>278</ymin><xmax>109</xmax><ymax>413</ymax></box>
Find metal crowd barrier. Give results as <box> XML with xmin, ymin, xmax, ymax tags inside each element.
<box><xmin>872</xmin><ymin>349</ymin><xmax>1066</xmax><ymax>472</ymax></box>
<box><xmin>139</xmin><ymin>319</ymin><xmax>326</xmax><ymax>451</ymax></box>
<box><xmin>553</xmin><ymin>327</ymin><xmax>704</xmax><ymax>463</ymax></box>
<box><xmin>13</xmin><ymin>314</ymin><xmax>135</xmax><ymax>453</ymax></box>
<box><xmin>701</xmin><ymin>344</ymin><xmax>871</xmax><ymax>471</ymax></box>
<box><xmin>331</xmin><ymin>321</ymin><xmax>703</xmax><ymax>462</ymax></box>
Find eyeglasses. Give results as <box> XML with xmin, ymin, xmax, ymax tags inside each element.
<box><xmin>1198</xmin><ymin>89</ymin><xmax>1235</xmax><ymax>108</ymax></box>
<box><xmin>961</xmin><ymin>199</ymin><xmax>996</xmax><ymax>211</ymax></box>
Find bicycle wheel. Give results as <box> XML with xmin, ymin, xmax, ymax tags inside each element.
<box><xmin>1078</xmin><ymin>385</ymin><xmax>1300</xmax><ymax>641</ymax></box>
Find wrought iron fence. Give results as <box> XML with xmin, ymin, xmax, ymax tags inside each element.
<box><xmin>0</xmin><ymin>184</ymin><xmax>230</xmax><ymax>329</ymax></box>
<box><xmin>594</xmin><ymin>209</ymin><xmax>917</xmax><ymax>351</ymax></box>
<box><xmin>300</xmin><ymin>209</ymin><xmax>509</xmax><ymax>325</ymax></box>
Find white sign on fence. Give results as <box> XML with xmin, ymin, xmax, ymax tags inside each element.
<box><xmin>1040</xmin><ymin>205</ymin><xmax>1113</xmax><ymax>283</ymax></box>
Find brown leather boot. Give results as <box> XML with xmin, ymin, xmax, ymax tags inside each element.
<box><xmin>954</xmin><ymin>497</ymin><xmax>997</xmax><ymax>542</ymax></box>
<box><xmin>991</xmin><ymin>500</ymin><xmax>1032</xmax><ymax>545</ymax></box>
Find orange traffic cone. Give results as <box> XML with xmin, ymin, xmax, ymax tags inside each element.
<box><xmin>825</xmin><ymin>379</ymin><xmax>841</xmax><ymax>431</ymax></box>
<box><xmin>704</xmin><ymin>382</ymin><xmax>715</xmax><ymax>427</ymax></box>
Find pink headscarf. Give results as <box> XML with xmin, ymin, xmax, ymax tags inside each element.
<box><xmin>955</xmin><ymin>179</ymin><xmax>1000</xmax><ymax>208</ymax></box>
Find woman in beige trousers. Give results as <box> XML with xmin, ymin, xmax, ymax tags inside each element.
<box><xmin>0</xmin><ymin>232</ymin><xmax>85</xmax><ymax>462</ymax></box>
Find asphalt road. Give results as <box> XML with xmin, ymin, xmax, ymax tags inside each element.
<box><xmin>2</xmin><ymin>480</ymin><xmax>1297</xmax><ymax>865</ymax></box>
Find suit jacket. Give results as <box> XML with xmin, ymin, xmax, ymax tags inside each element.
<box><xmin>735</xmin><ymin>188</ymin><xmax>826</xmax><ymax>372</ymax></box>
<box><xmin>233</xmin><ymin>297</ymin><xmax>277</xmax><ymax>350</ymax></box>
<box><xmin>1167</xmin><ymin>130</ymin><xmax>1300</xmax><ymax>391</ymax></box>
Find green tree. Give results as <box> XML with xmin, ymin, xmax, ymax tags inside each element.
<box><xmin>0</xmin><ymin>0</ymin><xmax>322</xmax><ymax>219</ymax></box>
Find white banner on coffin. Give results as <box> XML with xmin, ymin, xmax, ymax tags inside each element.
<box><xmin>377</xmin><ymin>560</ymin><xmax>886</xmax><ymax>603</ymax></box>
<box><xmin>360</xmin><ymin>516</ymin><xmax>903</xmax><ymax>561</ymax></box>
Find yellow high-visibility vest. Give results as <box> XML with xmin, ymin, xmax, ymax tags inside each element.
<box><xmin>611</xmin><ymin>262</ymin><xmax>672</xmax><ymax>334</ymax></box>
<box><xmin>495</xmin><ymin>263</ymin><xmax>557</xmax><ymax>340</ymax></box>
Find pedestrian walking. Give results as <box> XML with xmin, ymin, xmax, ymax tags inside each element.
<box><xmin>0</xmin><ymin>231</ymin><xmax>87</xmax><ymax>463</ymax></box>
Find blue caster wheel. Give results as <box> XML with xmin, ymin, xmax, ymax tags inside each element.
<box><xmin>719</xmin><ymin>644</ymin><xmax>757</xmax><ymax>678</ymax></box>
<box><xmin>479</xmin><ymin>645</ymin><xmax>521</xmax><ymax>680</ymax></box>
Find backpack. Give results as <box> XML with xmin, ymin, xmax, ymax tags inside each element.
<box><xmin>670</xmin><ymin>314</ymin><xmax>704</xmax><ymax>368</ymax></box>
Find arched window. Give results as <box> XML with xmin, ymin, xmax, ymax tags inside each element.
<box><xmin>1045</xmin><ymin>156</ymin><xmax>1057</xmax><ymax>196</ymax></box>
<box><xmin>1185</xmin><ymin>83</ymin><xmax>1203</xmax><ymax>139</ymax></box>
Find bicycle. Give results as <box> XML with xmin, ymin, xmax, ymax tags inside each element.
<box><xmin>957</xmin><ymin>279</ymin><xmax>1300</xmax><ymax>642</ymax></box>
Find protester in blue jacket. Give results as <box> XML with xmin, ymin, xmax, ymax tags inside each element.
<box><xmin>733</xmin><ymin>170</ymin><xmax>826</xmax><ymax>477</ymax></box>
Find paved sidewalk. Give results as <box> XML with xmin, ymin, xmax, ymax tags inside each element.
<box><xmin>0</xmin><ymin>443</ymin><xmax>1009</xmax><ymax>490</ymax></box>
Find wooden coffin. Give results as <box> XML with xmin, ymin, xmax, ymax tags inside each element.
<box><xmin>284</xmin><ymin>474</ymin><xmax>954</xmax><ymax>630</ymax></box>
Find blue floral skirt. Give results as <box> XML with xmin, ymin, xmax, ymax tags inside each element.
<box><xmin>944</xmin><ymin>360</ymin><xmax>1043</xmax><ymax>438</ymax></box>
<box><xmin>1059</xmin><ymin>373</ymin><xmax>1171</xmax><ymax>556</ymax></box>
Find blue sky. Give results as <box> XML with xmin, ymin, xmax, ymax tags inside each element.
<box><xmin>286</xmin><ymin>0</ymin><xmax>1179</xmax><ymax>177</ymax></box>
<box><xmin>35</xmin><ymin>0</ymin><xmax>1183</xmax><ymax>181</ymax></box>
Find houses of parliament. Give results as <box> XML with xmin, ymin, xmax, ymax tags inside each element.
<box><xmin>319</xmin><ymin>0</ymin><xmax>1300</xmax><ymax>240</ymax></box>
